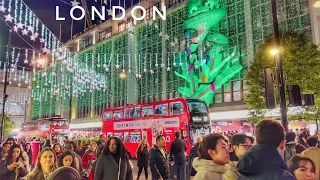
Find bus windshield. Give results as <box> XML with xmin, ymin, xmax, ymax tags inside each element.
<box><xmin>187</xmin><ymin>100</ymin><xmax>208</xmax><ymax>114</ymax></box>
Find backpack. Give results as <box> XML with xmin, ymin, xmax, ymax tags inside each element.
<box><xmin>284</xmin><ymin>144</ymin><xmax>297</xmax><ymax>163</ymax></box>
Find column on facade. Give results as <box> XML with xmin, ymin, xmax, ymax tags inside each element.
<box><xmin>126</xmin><ymin>31</ymin><xmax>138</xmax><ymax>104</ymax></box>
<box><xmin>90</xmin><ymin>49</ymin><xmax>96</xmax><ymax>117</ymax></box>
<box><xmin>161</xmin><ymin>0</ymin><xmax>168</xmax><ymax>101</ymax></box>
<box><xmin>243</xmin><ymin>0</ymin><xmax>254</xmax><ymax>66</ymax></box>
<box><xmin>309</xmin><ymin>0</ymin><xmax>320</xmax><ymax>45</ymax></box>
<box><xmin>110</xmin><ymin>39</ymin><xmax>116</xmax><ymax>108</ymax></box>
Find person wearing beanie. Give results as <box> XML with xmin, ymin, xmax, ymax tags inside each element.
<box><xmin>48</xmin><ymin>166</ymin><xmax>81</xmax><ymax>180</ymax></box>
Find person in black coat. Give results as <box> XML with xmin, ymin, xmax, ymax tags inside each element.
<box><xmin>0</xmin><ymin>144</ymin><xmax>28</xmax><ymax>180</ymax></box>
<box><xmin>237</xmin><ymin>120</ymin><xmax>295</xmax><ymax>180</ymax></box>
<box><xmin>149</xmin><ymin>135</ymin><xmax>169</xmax><ymax>180</ymax></box>
<box><xmin>169</xmin><ymin>131</ymin><xmax>187</xmax><ymax>180</ymax></box>
<box><xmin>136</xmin><ymin>139</ymin><xmax>150</xmax><ymax>180</ymax></box>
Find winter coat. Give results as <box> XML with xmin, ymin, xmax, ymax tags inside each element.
<box><xmin>192</xmin><ymin>157</ymin><xmax>226</xmax><ymax>180</ymax></box>
<box><xmin>72</xmin><ymin>152</ymin><xmax>83</xmax><ymax>176</ymax></box>
<box><xmin>189</xmin><ymin>143</ymin><xmax>200</xmax><ymax>176</ymax></box>
<box><xmin>136</xmin><ymin>147</ymin><xmax>149</xmax><ymax>168</ymax></box>
<box><xmin>94</xmin><ymin>153</ymin><xmax>133</xmax><ymax>180</ymax></box>
<box><xmin>169</xmin><ymin>138</ymin><xmax>187</xmax><ymax>163</ymax></box>
<box><xmin>76</xmin><ymin>147</ymin><xmax>86</xmax><ymax>158</ymax></box>
<box><xmin>223</xmin><ymin>161</ymin><xmax>240</xmax><ymax>180</ymax></box>
<box><xmin>0</xmin><ymin>159</ymin><xmax>28</xmax><ymax>180</ymax></box>
<box><xmin>48</xmin><ymin>166</ymin><xmax>81</xmax><ymax>180</ymax></box>
<box><xmin>237</xmin><ymin>144</ymin><xmax>295</xmax><ymax>180</ymax></box>
<box><xmin>149</xmin><ymin>145</ymin><xmax>169</xmax><ymax>180</ymax></box>
<box><xmin>82</xmin><ymin>150</ymin><xmax>97</xmax><ymax>180</ymax></box>
<box><xmin>302</xmin><ymin>147</ymin><xmax>320</xmax><ymax>180</ymax></box>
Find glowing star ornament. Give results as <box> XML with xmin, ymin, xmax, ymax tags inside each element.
<box><xmin>170</xmin><ymin>41</ymin><xmax>176</xmax><ymax>47</ymax></box>
<box><xmin>13</xmin><ymin>26</ymin><xmax>18</xmax><ymax>32</ymax></box>
<box><xmin>28</xmin><ymin>86</ymin><xmax>31</xmax><ymax>90</ymax></box>
<box><xmin>30</xmin><ymin>35</ymin><xmax>36</xmax><ymax>41</ymax></box>
<box><xmin>115</xmin><ymin>64</ymin><xmax>120</xmax><ymax>69</ymax></box>
<box><xmin>103</xmin><ymin>0</ymin><xmax>107</xmax><ymax>5</ymax></box>
<box><xmin>16</xmin><ymin>22</ymin><xmax>24</xmax><ymax>29</ymax></box>
<box><xmin>33</xmin><ymin>32</ymin><xmax>39</xmax><ymax>38</ymax></box>
<box><xmin>155</xmin><ymin>63</ymin><xmax>159</xmax><ymax>67</ymax></box>
<box><xmin>0</xmin><ymin>5</ymin><xmax>6</xmax><ymax>12</ymax></box>
<box><xmin>22</xmin><ymin>29</ymin><xmax>28</xmax><ymax>35</ymax></box>
<box><xmin>167</xmin><ymin>67</ymin><xmax>171</xmax><ymax>71</ymax></box>
<box><xmin>161</xmin><ymin>63</ymin><xmax>165</xmax><ymax>68</ymax></box>
<box><xmin>71</xmin><ymin>0</ymin><xmax>80</xmax><ymax>6</ymax></box>
<box><xmin>27</xmin><ymin>25</ymin><xmax>34</xmax><ymax>33</ymax></box>
<box><xmin>18</xmin><ymin>83</ymin><xmax>21</xmax><ymax>87</ymax></box>
<box><xmin>39</xmin><ymin>38</ymin><xmax>45</xmax><ymax>43</ymax></box>
<box><xmin>25</xmin><ymin>80</ymin><xmax>28</xmax><ymax>84</ymax></box>
<box><xmin>107</xmin><ymin>9</ymin><xmax>113</xmax><ymax>16</ymax></box>
<box><xmin>4</xmin><ymin>14</ymin><xmax>14</xmax><ymax>22</ymax></box>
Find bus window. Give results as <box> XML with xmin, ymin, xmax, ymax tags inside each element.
<box><xmin>113</xmin><ymin>110</ymin><xmax>123</xmax><ymax>120</ymax></box>
<box><xmin>170</xmin><ymin>102</ymin><xmax>184</xmax><ymax>115</ymax></box>
<box><xmin>142</xmin><ymin>106</ymin><xmax>153</xmax><ymax>117</ymax></box>
<box><xmin>103</xmin><ymin>111</ymin><xmax>112</xmax><ymax>120</ymax></box>
<box><xmin>155</xmin><ymin>104</ymin><xmax>168</xmax><ymax>116</ymax></box>
<box><xmin>130</xmin><ymin>107</ymin><xmax>141</xmax><ymax>118</ymax></box>
<box><xmin>187</xmin><ymin>100</ymin><xmax>208</xmax><ymax>114</ymax></box>
<box><xmin>124</xmin><ymin>108</ymin><xmax>129</xmax><ymax>119</ymax></box>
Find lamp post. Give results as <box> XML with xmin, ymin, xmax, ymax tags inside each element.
<box><xmin>0</xmin><ymin>30</ymin><xmax>12</xmax><ymax>143</ymax></box>
<box><xmin>119</xmin><ymin>70</ymin><xmax>142</xmax><ymax>104</ymax></box>
<box><xmin>271</xmin><ymin>0</ymin><xmax>288</xmax><ymax>131</ymax></box>
<box><xmin>314</xmin><ymin>0</ymin><xmax>320</xmax><ymax>8</ymax></box>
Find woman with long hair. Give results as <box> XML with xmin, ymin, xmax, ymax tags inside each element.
<box><xmin>95</xmin><ymin>137</ymin><xmax>133</xmax><ymax>180</ymax></box>
<box><xmin>52</xmin><ymin>144</ymin><xmax>63</xmax><ymax>158</ymax></box>
<box><xmin>24</xmin><ymin>143</ymin><xmax>32</xmax><ymax>170</ymax></box>
<box><xmin>136</xmin><ymin>139</ymin><xmax>150</xmax><ymax>180</ymax></box>
<box><xmin>76</xmin><ymin>139</ymin><xmax>86</xmax><ymax>157</ymax></box>
<box><xmin>82</xmin><ymin>142</ymin><xmax>98</xmax><ymax>180</ymax></box>
<box><xmin>26</xmin><ymin>147</ymin><xmax>58</xmax><ymax>180</ymax></box>
<box><xmin>0</xmin><ymin>144</ymin><xmax>28</xmax><ymax>180</ymax></box>
<box><xmin>288</xmin><ymin>155</ymin><xmax>315</xmax><ymax>180</ymax></box>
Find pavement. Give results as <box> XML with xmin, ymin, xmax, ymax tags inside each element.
<box><xmin>131</xmin><ymin>159</ymin><xmax>190</xmax><ymax>180</ymax></box>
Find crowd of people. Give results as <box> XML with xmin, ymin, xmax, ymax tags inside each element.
<box><xmin>0</xmin><ymin>120</ymin><xmax>319</xmax><ymax>180</ymax></box>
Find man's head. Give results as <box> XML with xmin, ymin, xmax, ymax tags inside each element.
<box><xmin>286</xmin><ymin>131</ymin><xmax>296</xmax><ymax>143</ymax></box>
<box><xmin>6</xmin><ymin>138</ymin><xmax>15</xmax><ymax>145</ymax></box>
<box><xmin>64</xmin><ymin>142</ymin><xmax>75</xmax><ymax>152</ymax></box>
<box><xmin>306</xmin><ymin>136</ymin><xmax>318</xmax><ymax>147</ymax></box>
<box><xmin>255</xmin><ymin>120</ymin><xmax>285</xmax><ymax>156</ymax></box>
<box><xmin>156</xmin><ymin>135</ymin><xmax>166</xmax><ymax>148</ymax></box>
<box><xmin>175</xmin><ymin>131</ymin><xmax>181</xmax><ymax>138</ymax></box>
<box><xmin>99</xmin><ymin>134</ymin><xmax>106</xmax><ymax>144</ymax></box>
<box><xmin>230</xmin><ymin>134</ymin><xmax>252</xmax><ymax>158</ymax></box>
<box><xmin>1</xmin><ymin>142</ymin><xmax>10</xmax><ymax>154</ymax></box>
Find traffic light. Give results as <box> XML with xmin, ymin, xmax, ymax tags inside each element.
<box><xmin>301</xmin><ymin>94</ymin><xmax>315</xmax><ymax>106</ymax></box>
<box><xmin>261</xmin><ymin>68</ymin><xmax>276</xmax><ymax>109</ymax></box>
<box><xmin>287</xmin><ymin>85</ymin><xmax>302</xmax><ymax>107</ymax></box>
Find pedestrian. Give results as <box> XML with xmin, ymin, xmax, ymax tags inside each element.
<box><xmin>301</xmin><ymin>136</ymin><xmax>320</xmax><ymax>180</ymax></box>
<box><xmin>136</xmin><ymin>139</ymin><xmax>150</xmax><ymax>180</ymax></box>
<box><xmin>224</xmin><ymin>134</ymin><xmax>252</xmax><ymax>180</ymax></box>
<box><xmin>192</xmin><ymin>133</ymin><xmax>230</xmax><ymax>180</ymax></box>
<box><xmin>0</xmin><ymin>144</ymin><xmax>28</xmax><ymax>180</ymax></box>
<box><xmin>48</xmin><ymin>166</ymin><xmax>81</xmax><ymax>180</ymax></box>
<box><xmin>82</xmin><ymin>142</ymin><xmax>98</xmax><ymax>180</ymax></box>
<box><xmin>96</xmin><ymin>134</ymin><xmax>107</xmax><ymax>148</ymax></box>
<box><xmin>65</xmin><ymin>141</ymin><xmax>83</xmax><ymax>175</ymax></box>
<box><xmin>169</xmin><ymin>131</ymin><xmax>187</xmax><ymax>180</ymax></box>
<box><xmin>26</xmin><ymin>147</ymin><xmax>58</xmax><ymax>180</ymax></box>
<box><xmin>189</xmin><ymin>136</ymin><xmax>202</xmax><ymax>179</ymax></box>
<box><xmin>76</xmin><ymin>139</ymin><xmax>86</xmax><ymax>157</ymax></box>
<box><xmin>58</xmin><ymin>151</ymin><xmax>78</xmax><ymax>171</ymax></box>
<box><xmin>24</xmin><ymin>143</ymin><xmax>32</xmax><ymax>170</ymax></box>
<box><xmin>53</xmin><ymin>144</ymin><xmax>63</xmax><ymax>158</ymax></box>
<box><xmin>299</xmin><ymin>129</ymin><xmax>308</xmax><ymax>147</ymax></box>
<box><xmin>149</xmin><ymin>135</ymin><xmax>169</xmax><ymax>180</ymax></box>
<box><xmin>1</xmin><ymin>142</ymin><xmax>11</xmax><ymax>160</ymax></box>
<box><xmin>94</xmin><ymin>137</ymin><xmax>133</xmax><ymax>180</ymax></box>
<box><xmin>288</xmin><ymin>155</ymin><xmax>315</xmax><ymax>180</ymax></box>
<box><xmin>237</xmin><ymin>120</ymin><xmax>295</xmax><ymax>180</ymax></box>
<box><xmin>284</xmin><ymin>131</ymin><xmax>306</xmax><ymax>163</ymax></box>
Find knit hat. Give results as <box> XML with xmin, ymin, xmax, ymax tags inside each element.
<box><xmin>48</xmin><ymin>166</ymin><xmax>81</xmax><ymax>180</ymax></box>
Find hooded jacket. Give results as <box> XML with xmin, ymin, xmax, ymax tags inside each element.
<box><xmin>237</xmin><ymin>144</ymin><xmax>295</xmax><ymax>180</ymax></box>
<box><xmin>192</xmin><ymin>157</ymin><xmax>226</xmax><ymax>180</ymax></box>
<box><xmin>48</xmin><ymin>166</ymin><xmax>81</xmax><ymax>180</ymax></box>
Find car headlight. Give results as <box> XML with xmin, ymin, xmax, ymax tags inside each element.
<box><xmin>203</xmin><ymin>116</ymin><xmax>208</xmax><ymax>121</ymax></box>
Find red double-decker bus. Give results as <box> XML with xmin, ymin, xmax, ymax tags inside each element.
<box><xmin>101</xmin><ymin>98</ymin><xmax>211</xmax><ymax>158</ymax></box>
<box><xmin>18</xmin><ymin>117</ymin><xmax>70</xmax><ymax>141</ymax></box>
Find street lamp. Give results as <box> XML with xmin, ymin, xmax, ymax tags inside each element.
<box><xmin>119</xmin><ymin>70</ymin><xmax>142</xmax><ymax>104</ymax></box>
<box><xmin>270</xmin><ymin>49</ymin><xmax>279</xmax><ymax>55</ymax></box>
<box><xmin>37</xmin><ymin>58</ymin><xmax>46</xmax><ymax>65</ymax></box>
<box><xmin>271</xmin><ymin>0</ymin><xmax>288</xmax><ymax>131</ymax></box>
<box><xmin>314</xmin><ymin>0</ymin><xmax>320</xmax><ymax>8</ymax></box>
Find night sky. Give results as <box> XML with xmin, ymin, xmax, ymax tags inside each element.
<box><xmin>0</xmin><ymin>0</ymin><xmax>140</xmax><ymax>67</ymax></box>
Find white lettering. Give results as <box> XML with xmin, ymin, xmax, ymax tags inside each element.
<box><xmin>70</xmin><ymin>6</ymin><xmax>85</xmax><ymax>21</ymax></box>
<box><xmin>153</xmin><ymin>6</ymin><xmax>166</xmax><ymax>20</ymax></box>
<box><xmin>131</xmin><ymin>6</ymin><xmax>146</xmax><ymax>21</ymax></box>
<box><xmin>112</xmin><ymin>6</ymin><xmax>125</xmax><ymax>20</ymax></box>
<box><xmin>56</xmin><ymin>6</ymin><xmax>65</xmax><ymax>21</ymax></box>
<box><xmin>92</xmin><ymin>6</ymin><xmax>105</xmax><ymax>21</ymax></box>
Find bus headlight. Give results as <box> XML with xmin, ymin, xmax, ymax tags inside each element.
<box><xmin>192</xmin><ymin>116</ymin><xmax>202</xmax><ymax>122</ymax></box>
<box><xmin>203</xmin><ymin>116</ymin><xmax>208</xmax><ymax>121</ymax></box>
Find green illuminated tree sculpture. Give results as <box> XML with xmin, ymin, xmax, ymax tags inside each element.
<box><xmin>174</xmin><ymin>0</ymin><xmax>243</xmax><ymax>106</ymax></box>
